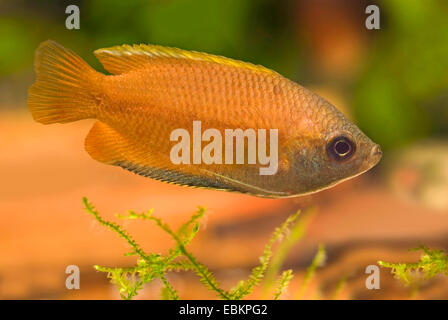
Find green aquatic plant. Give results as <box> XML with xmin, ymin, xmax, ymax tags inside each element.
<box><xmin>261</xmin><ymin>207</ymin><xmax>316</xmax><ymax>298</ymax></box>
<box><xmin>378</xmin><ymin>245</ymin><xmax>448</xmax><ymax>286</ymax></box>
<box><xmin>272</xmin><ymin>269</ymin><xmax>293</xmax><ymax>300</ymax></box>
<box><xmin>331</xmin><ymin>274</ymin><xmax>348</xmax><ymax>300</ymax></box>
<box><xmin>295</xmin><ymin>244</ymin><xmax>326</xmax><ymax>299</ymax></box>
<box><xmin>82</xmin><ymin>197</ymin><xmax>304</xmax><ymax>300</ymax></box>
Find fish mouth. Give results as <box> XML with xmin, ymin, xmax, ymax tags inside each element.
<box><xmin>369</xmin><ymin>143</ymin><xmax>383</xmax><ymax>167</ymax></box>
<box><xmin>356</xmin><ymin>143</ymin><xmax>382</xmax><ymax>176</ymax></box>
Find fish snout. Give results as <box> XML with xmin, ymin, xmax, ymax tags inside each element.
<box><xmin>370</xmin><ymin>144</ymin><xmax>383</xmax><ymax>163</ymax></box>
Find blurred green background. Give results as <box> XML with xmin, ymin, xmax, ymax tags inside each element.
<box><xmin>1</xmin><ymin>0</ymin><xmax>448</xmax><ymax>300</ymax></box>
<box><xmin>1</xmin><ymin>0</ymin><xmax>448</xmax><ymax>150</ymax></box>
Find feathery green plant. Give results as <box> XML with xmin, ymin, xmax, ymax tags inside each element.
<box><xmin>295</xmin><ymin>244</ymin><xmax>326</xmax><ymax>299</ymax></box>
<box><xmin>273</xmin><ymin>269</ymin><xmax>294</xmax><ymax>300</ymax></box>
<box><xmin>261</xmin><ymin>206</ymin><xmax>316</xmax><ymax>298</ymax></box>
<box><xmin>331</xmin><ymin>274</ymin><xmax>348</xmax><ymax>300</ymax></box>
<box><xmin>82</xmin><ymin>197</ymin><xmax>304</xmax><ymax>300</ymax></box>
<box><xmin>378</xmin><ymin>245</ymin><xmax>448</xmax><ymax>286</ymax></box>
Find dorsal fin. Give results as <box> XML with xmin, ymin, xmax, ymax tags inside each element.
<box><xmin>94</xmin><ymin>43</ymin><xmax>277</xmax><ymax>75</ymax></box>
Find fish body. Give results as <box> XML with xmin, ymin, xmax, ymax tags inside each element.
<box><xmin>28</xmin><ymin>40</ymin><xmax>381</xmax><ymax>198</ymax></box>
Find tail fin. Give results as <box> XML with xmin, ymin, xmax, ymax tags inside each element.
<box><xmin>28</xmin><ymin>40</ymin><xmax>101</xmax><ymax>124</ymax></box>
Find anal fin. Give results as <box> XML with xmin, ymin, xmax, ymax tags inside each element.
<box><xmin>84</xmin><ymin>121</ymin><xmax>287</xmax><ymax>198</ymax></box>
<box><xmin>84</xmin><ymin>121</ymin><xmax>242</xmax><ymax>192</ymax></box>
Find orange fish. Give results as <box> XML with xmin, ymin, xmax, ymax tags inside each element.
<box><xmin>28</xmin><ymin>40</ymin><xmax>381</xmax><ymax>198</ymax></box>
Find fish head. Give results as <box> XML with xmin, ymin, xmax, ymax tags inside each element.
<box><xmin>287</xmin><ymin>98</ymin><xmax>382</xmax><ymax>194</ymax></box>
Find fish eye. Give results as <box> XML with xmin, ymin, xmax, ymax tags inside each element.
<box><xmin>327</xmin><ymin>136</ymin><xmax>355</xmax><ymax>161</ymax></box>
